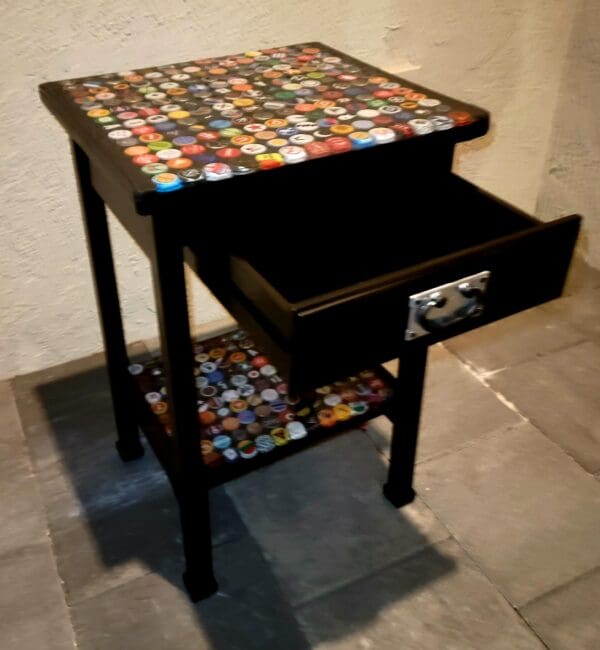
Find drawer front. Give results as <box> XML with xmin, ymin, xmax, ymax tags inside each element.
<box><xmin>287</xmin><ymin>213</ymin><xmax>579</xmax><ymax>387</ymax></box>
<box><xmin>224</xmin><ymin>194</ymin><xmax>581</xmax><ymax>392</ymax></box>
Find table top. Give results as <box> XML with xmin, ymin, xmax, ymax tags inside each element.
<box><xmin>40</xmin><ymin>42</ymin><xmax>488</xmax><ymax>211</ymax></box>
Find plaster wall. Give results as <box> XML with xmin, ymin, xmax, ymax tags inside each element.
<box><xmin>536</xmin><ymin>0</ymin><xmax>600</xmax><ymax>270</ymax></box>
<box><xmin>0</xmin><ymin>0</ymin><xmax>576</xmax><ymax>379</ymax></box>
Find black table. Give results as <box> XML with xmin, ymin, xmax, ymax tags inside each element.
<box><xmin>40</xmin><ymin>42</ymin><xmax>581</xmax><ymax>602</ymax></box>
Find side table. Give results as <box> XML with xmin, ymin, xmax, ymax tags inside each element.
<box><xmin>40</xmin><ymin>42</ymin><xmax>580</xmax><ymax>601</ymax></box>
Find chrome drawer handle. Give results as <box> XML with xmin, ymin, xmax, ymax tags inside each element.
<box><xmin>405</xmin><ymin>271</ymin><xmax>490</xmax><ymax>340</ymax></box>
<box><xmin>416</xmin><ymin>284</ymin><xmax>483</xmax><ymax>333</ymax></box>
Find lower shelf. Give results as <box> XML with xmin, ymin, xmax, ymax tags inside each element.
<box><xmin>130</xmin><ymin>328</ymin><xmax>395</xmax><ymax>487</ymax></box>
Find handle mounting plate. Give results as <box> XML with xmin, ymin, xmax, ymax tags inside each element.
<box><xmin>405</xmin><ymin>271</ymin><xmax>491</xmax><ymax>341</ymax></box>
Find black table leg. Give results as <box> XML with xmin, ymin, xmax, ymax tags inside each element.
<box><xmin>72</xmin><ymin>141</ymin><xmax>144</xmax><ymax>462</ymax></box>
<box><xmin>149</xmin><ymin>215</ymin><xmax>218</xmax><ymax>602</ymax></box>
<box><xmin>383</xmin><ymin>344</ymin><xmax>428</xmax><ymax>507</ymax></box>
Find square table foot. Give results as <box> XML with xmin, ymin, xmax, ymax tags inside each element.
<box><xmin>382</xmin><ymin>483</ymin><xmax>416</xmax><ymax>508</ymax></box>
<box><xmin>115</xmin><ymin>439</ymin><xmax>145</xmax><ymax>462</ymax></box>
<box><xmin>183</xmin><ymin>571</ymin><xmax>219</xmax><ymax>602</ymax></box>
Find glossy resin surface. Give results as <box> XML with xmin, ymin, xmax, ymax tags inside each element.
<box><xmin>46</xmin><ymin>42</ymin><xmax>486</xmax><ymax>193</ymax></box>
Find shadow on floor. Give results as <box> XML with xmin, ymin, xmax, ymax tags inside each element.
<box><xmin>14</xmin><ymin>353</ymin><xmax>454</xmax><ymax>650</ymax></box>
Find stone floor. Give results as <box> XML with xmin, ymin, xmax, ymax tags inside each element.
<box><xmin>2</xmin><ymin>258</ymin><xmax>600</xmax><ymax>650</ymax></box>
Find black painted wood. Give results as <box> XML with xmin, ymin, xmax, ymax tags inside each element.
<box><xmin>72</xmin><ymin>142</ymin><xmax>144</xmax><ymax>461</ymax></box>
<box><xmin>42</xmin><ymin>44</ymin><xmax>582</xmax><ymax>603</ymax></box>
<box><xmin>147</xmin><ymin>214</ymin><xmax>218</xmax><ymax>600</ymax></box>
<box><xmin>226</xmin><ymin>175</ymin><xmax>581</xmax><ymax>392</ymax></box>
<box><xmin>38</xmin><ymin>41</ymin><xmax>489</xmax><ymax>215</ymax></box>
<box><xmin>384</xmin><ymin>345</ymin><xmax>428</xmax><ymax>507</ymax></box>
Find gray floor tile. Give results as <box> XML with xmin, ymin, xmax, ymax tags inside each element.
<box><xmin>297</xmin><ymin>539</ymin><xmax>542</xmax><ymax>650</ymax></box>
<box><xmin>0</xmin><ymin>542</ymin><xmax>75</xmax><ymax>650</ymax></box>
<box><xmin>14</xmin><ymin>374</ymin><xmax>118</xmax><ymax>474</ymax></box>
<box><xmin>0</xmin><ymin>380</ymin><xmax>23</xmax><ymax>445</ymax></box>
<box><xmin>6</xmin><ymin>325</ymin><xmax>600</xmax><ymax>648</ymax></box>
<box><xmin>416</xmin><ymin>421</ymin><xmax>600</xmax><ymax>607</ymax></box>
<box><xmin>541</xmin><ymin>287</ymin><xmax>600</xmax><ymax>345</ymax></box>
<box><xmin>35</xmin><ymin>443</ymin><xmax>169</xmax><ymax>534</ymax></box>
<box><xmin>71</xmin><ymin>536</ymin><xmax>309</xmax><ymax>650</ymax></box>
<box><xmin>489</xmin><ymin>340</ymin><xmax>600</xmax><ymax>473</ymax></box>
<box><xmin>49</xmin><ymin>482</ymin><xmax>246</xmax><ymax>606</ymax></box>
<box><xmin>12</xmin><ymin>358</ymin><xmax>246</xmax><ymax>606</ymax></box>
<box><xmin>0</xmin><ymin>382</ymin><xmax>48</xmax><ymax>555</ymax></box>
<box><xmin>50</xmin><ymin>488</ymin><xmax>180</xmax><ymax>605</ymax></box>
<box><xmin>0</xmin><ymin>460</ymin><xmax>48</xmax><ymax>556</ymax></box>
<box><xmin>522</xmin><ymin>567</ymin><xmax>600</xmax><ymax>650</ymax></box>
<box><xmin>367</xmin><ymin>345</ymin><xmax>521</xmax><ymax>462</ymax></box>
<box><xmin>12</xmin><ymin>342</ymin><xmax>149</xmax><ymax>473</ymax></box>
<box><xmin>445</xmin><ymin>306</ymin><xmax>584</xmax><ymax>374</ymax></box>
<box><xmin>226</xmin><ymin>431</ymin><xmax>449</xmax><ymax>606</ymax></box>
<box><xmin>71</xmin><ymin>573</ymin><xmax>211</xmax><ymax>650</ymax></box>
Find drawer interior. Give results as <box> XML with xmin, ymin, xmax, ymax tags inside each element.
<box><xmin>188</xmin><ymin>173</ymin><xmax>579</xmax><ymax>391</ymax></box>
<box><xmin>231</xmin><ymin>174</ymin><xmax>537</xmax><ymax>304</ymax></box>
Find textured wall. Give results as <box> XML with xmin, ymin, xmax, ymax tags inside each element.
<box><xmin>0</xmin><ymin>1</ymin><xmax>578</xmax><ymax>379</ymax></box>
<box><xmin>537</xmin><ymin>0</ymin><xmax>600</xmax><ymax>269</ymax></box>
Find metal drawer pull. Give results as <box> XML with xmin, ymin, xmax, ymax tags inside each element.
<box><xmin>405</xmin><ymin>271</ymin><xmax>490</xmax><ymax>340</ymax></box>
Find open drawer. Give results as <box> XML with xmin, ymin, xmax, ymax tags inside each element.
<box><xmin>223</xmin><ymin>174</ymin><xmax>580</xmax><ymax>391</ymax></box>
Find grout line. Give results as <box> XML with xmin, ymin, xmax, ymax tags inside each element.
<box><xmin>520</xmin><ymin>416</ymin><xmax>599</xmax><ymax>476</ymax></box>
<box><xmin>443</xmin><ymin>341</ymin><xmax>600</xmax><ymax>475</ymax></box>
<box><xmin>440</xmin><ymin>343</ymin><xmax>529</xmax><ymax>421</ymax></box>
<box><xmin>360</xmin><ymin>362</ymin><xmax>526</xmax><ymax>469</ymax></box>
<box><xmin>292</xmin><ymin>537</ymin><xmax>450</xmax><ymax>611</ymax></box>
<box><xmin>360</xmin><ymin>422</ymin><xmax>391</xmax><ymax>464</ymax></box>
<box><xmin>447</xmin><ymin>334</ymin><xmax>589</xmax><ymax>377</ymax></box>
<box><xmin>59</xmin><ymin>565</ymin><xmax>155</xmax><ymax>609</ymax></box>
<box><xmin>416</xmin><ymin>489</ymin><xmax>552</xmax><ymax>648</ymax></box>
<box><xmin>445</xmin><ymin>530</ymin><xmax>552</xmax><ymax>649</ymax></box>
<box><xmin>227</xmin><ymin>430</ymin><xmax>452</xmax><ymax>615</ymax></box>
<box><xmin>413</xmin><ymin>347</ymin><xmax>599</xmax><ymax>644</ymax></box>
<box><xmin>362</xmin><ymin>412</ymin><xmax>525</xmax><ymax>470</ymax></box>
<box><xmin>513</xmin><ymin>607</ymin><xmax>550</xmax><ymax>649</ymax></box>
<box><xmin>517</xmin><ymin>564</ymin><xmax>600</xmax><ymax>611</ymax></box>
<box><xmin>360</xmin><ymin>340</ymin><xmax>597</xmax><ymax>645</ymax></box>
<box><xmin>414</xmin><ymin>421</ymin><xmax>524</xmax><ymax>467</ymax></box>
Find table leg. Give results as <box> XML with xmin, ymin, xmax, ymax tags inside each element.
<box><xmin>383</xmin><ymin>344</ymin><xmax>428</xmax><ymax>507</ymax></box>
<box><xmin>72</xmin><ymin>142</ymin><xmax>144</xmax><ymax>462</ymax></box>
<box><xmin>149</xmin><ymin>215</ymin><xmax>218</xmax><ymax>602</ymax></box>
